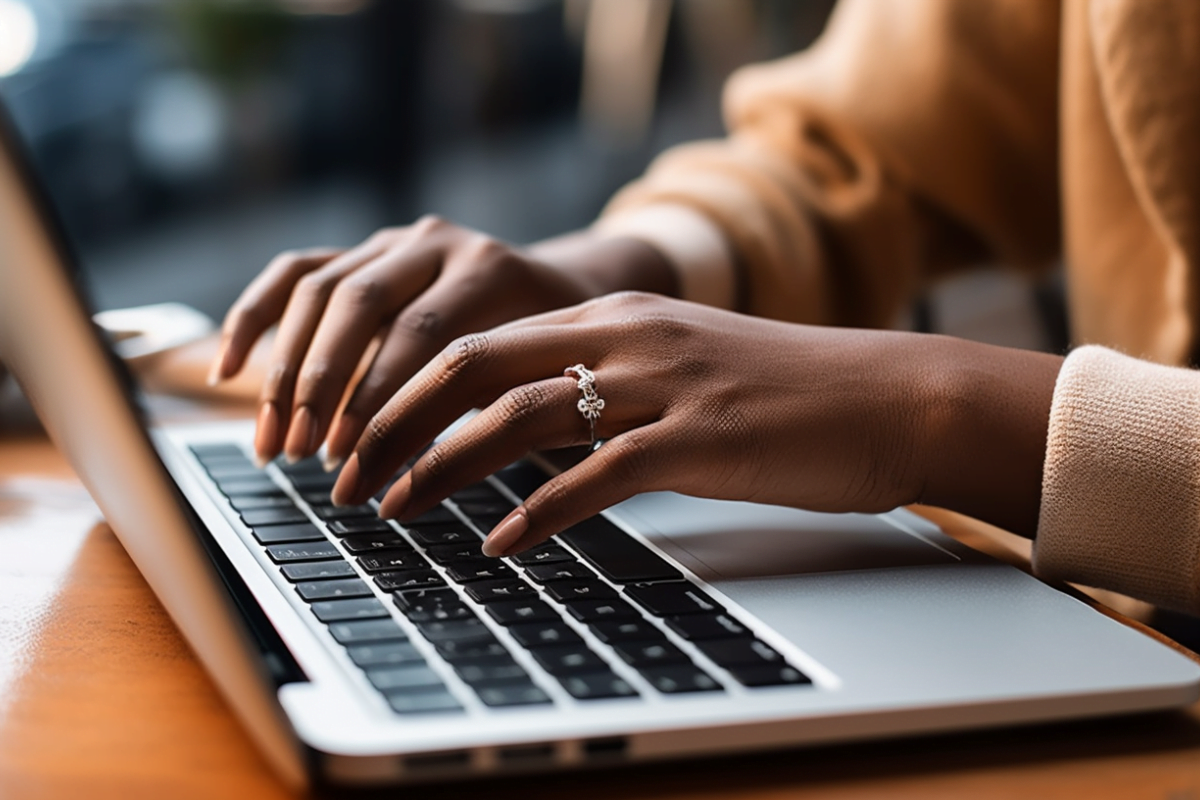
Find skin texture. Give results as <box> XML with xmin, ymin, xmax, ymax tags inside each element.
<box><xmin>324</xmin><ymin>292</ymin><xmax>1062</xmax><ymax>555</ymax></box>
<box><xmin>208</xmin><ymin>218</ymin><xmax>677</xmax><ymax>468</ymax></box>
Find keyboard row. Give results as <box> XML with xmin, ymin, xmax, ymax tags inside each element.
<box><xmin>190</xmin><ymin>443</ymin><xmax>810</xmax><ymax>715</ymax></box>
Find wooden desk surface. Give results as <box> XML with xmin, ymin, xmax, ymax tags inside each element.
<box><xmin>4</xmin><ymin>430</ymin><xmax>1200</xmax><ymax>799</ymax></box>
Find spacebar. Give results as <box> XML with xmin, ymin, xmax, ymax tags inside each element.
<box><xmin>557</xmin><ymin>516</ymin><xmax>682</xmax><ymax>584</ymax></box>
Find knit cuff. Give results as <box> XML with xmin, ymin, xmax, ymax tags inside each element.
<box><xmin>1034</xmin><ymin>345</ymin><xmax>1200</xmax><ymax>614</ymax></box>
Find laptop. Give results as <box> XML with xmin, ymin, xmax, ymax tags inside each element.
<box><xmin>1</xmin><ymin>103</ymin><xmax>1197</xmax><ymax>790</ymax></box>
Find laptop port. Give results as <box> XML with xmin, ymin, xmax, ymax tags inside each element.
<box><xmin>497</xmin><ymin>744</ymin><xmax>556</xmax><ymax>766</ymax></box>
<box><xmin>403</xmin><ymin>751</ymin><xmax>471</xmax><ymax>773</ymax></box>
<box><xmin>583</xmin><ymin>737</ymin><xmax>627</xmax><ymax>761</ymax></box>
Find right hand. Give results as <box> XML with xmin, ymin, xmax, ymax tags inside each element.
<box><xmin>209</xmin><ymin>217</ymin><xmax>670</xmax><ymax>467</ymax></box>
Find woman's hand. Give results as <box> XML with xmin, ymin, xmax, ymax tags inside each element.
<box><xmin>208</xmin><ymin>218</ymin><xmax>676</xmax><ymax>467</ymax></box>
<box><xmin>330</xmin><ymin>292</ymin><xmax>1063</xmax><ymax>555</ymax></box>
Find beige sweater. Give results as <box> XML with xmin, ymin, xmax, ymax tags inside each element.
<box><xmin>598</xmin><ymin>0</ymin><xmax>1200</xmax><ymax>613</ymax></box>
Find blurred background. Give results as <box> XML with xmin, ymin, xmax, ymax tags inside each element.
<box><xmin>0</xmin><ymin>0</ymin><xmax>838</xmax><ymax>319</ymax></box>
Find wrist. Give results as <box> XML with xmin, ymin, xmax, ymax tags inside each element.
<box><xmin>525</xmin><ymin>231</ymin><xmax>680</xmax><ymax>299</ymax></box>
<box><xmin>913</xmin><ymin>337</ymin><xmax>1062</xmax><ymax>537</ymax></box>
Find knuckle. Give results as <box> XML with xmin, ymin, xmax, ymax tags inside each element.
<box><xmin>361</xmin><ymin>409</ymin><xmax>396</xmax><ymax>451</ymax></box>
<box><xmin>394</xmin><ymin>305</ymin><xmax>444</xmax><ymax>339</ymax></box>
<box><xmin>419</xmin><ymin>442</ymin><xmax>453</xmax><ymax>481</ymax></box>
<box><xmin>413</xmin><ymin>214</ymin><xmax>448</xmax><ymax>235</ymax></box>
<box><xmin>332</xmin><ymin>275</ymin><xmax>385</xmax><ymax>311</ymax></box>
<box><xmin>497</xmin><ymin>383</ymin><xmax>547</xmax><ymax>427</ymax></box>
<box><xmin>294</xmin><ymin>272</ymin><xmax>332</xmax><ymax>301</ymax></box>
<box><xmin>439</xmin><ymin>333</ymin><xmax>491</xmax><ymax>377</ymax></box>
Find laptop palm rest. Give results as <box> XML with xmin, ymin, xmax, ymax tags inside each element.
<box><xmin>612</xmin><ymin>493</ymin><xmax>958</xmax><ymax>582</ymax></box>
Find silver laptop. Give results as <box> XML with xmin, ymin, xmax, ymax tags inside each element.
<box><xmin>1</xmin><ymin>103</ymin><xmax>1197</xmax><ymax>790</ymax></box>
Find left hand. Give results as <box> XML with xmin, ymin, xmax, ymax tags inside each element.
<box><xmin>331</xmin><ymin>292</ymin><xmax>1032</xmax><ymax>555</ymax></box>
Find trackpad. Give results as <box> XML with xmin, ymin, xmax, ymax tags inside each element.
<box><xmin>612</xmin><ymin>493</ymin><xmax>958</xmax><ymax>582</ymax></box>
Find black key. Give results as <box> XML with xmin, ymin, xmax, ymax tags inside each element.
<box><xmin>562</xmin><ymin>599</ymin><xmax>639</xmax><ymax>623</ymax></box>
<box><xmin>416</xmin><ymin>618</ymin><xmax>495</xmax><ymax>645</ymax></box>
<box><xmin>393</xmin><ymin>589</ymin><xmax>475</xmax><ymax>622</ymax></box>
<box><xmin>450</xmin><ymin>482</ymin><xmax>507</xmax><ymax>504</ymax></box>
<box><xmin>251</xmin><ymin>523</ymin><xmax>326</xmax><ymax>545</ymax></box>
<box><xmin>665</xmin><ymin>614</ymin><xmax>750</xmax><ymax>641</ymax></box>
<box><xmin>227</xmin><ymin>494</ymin><xmax>295</xmax><ymax>511</ymax></box>
<box><xmin>311</xmin><ymin>597</ymin><xmax>389</xmax><ymax>622</ymax></box>
<box><xmin>384</xmin><ymin>688</ymin><xmax>462</xmax><ymax>714</ymax></box>
<box><xmin>493</xmin><ymin>461</ymin><xmax>550</xmax><ymax>499</ymax></box>
<box><xmin>281</xmin><ymin>561</ymin><xmax>356</xmax><ymax>582</ymax></box>
<box><xmin>311</xmin><ymin>504</ymin><xmax>377</xmax><ymax>521</ymax></box>
<box><xmin>509</xmin><ymin>543</ymin><xmax>574</xmax><ymax>566</ymax></box>
<box><xmin>725</xmin><ymin>664</ymin><xmax>812</xmax><ymax>688</ymax></box>
<box><xmin>366</xmin><ymin>665</ymin><xmax>444</xmax><ymax>691</ymax></box>
<box><xmin>357</xmin><ymin>550</ymin><xmax>425</xmax><ymax>573</ymax></box>
<box><xmin>456</xmin><ymin>501</ymin><xmax>514</xmax><ymax>526</ymax></box>
<box><xmin>346</xmin><ymin>641</ymin><xmax>424</xmax><ymax>668</ymax></box>
<box><xmin>485</xmin><ymin>600</ymin><xmax>559</xmax><ymax>626</ymax></box>
<box><xmin>611</xmin><ymin>641</ymin><xmax>690</xmax><ymax>668</ymax></box>
<box><xmin>266</xmin><ymin>541</ymin><xmax>341</xmax><ymax>563</ymax></box>
<box><xmin>474</xmin><ymin>682</ymin><xmax>552</xmax><ymax>707</ymax></box>
<box><xmin>301</xmin><ymin>490</ymin><xmax>333</xmax><ymax>506</ymax></box>
<box><xmin>640</xmin><ymin>665</ymin><xmax>723</xmax><ymax>694</ymax></box>
<box><xmin>191</xmin><ymin>443</ymin><xmax>246</xmax><ymax>460</ymax></box>
<box><xmin>219</xmin><ymin>478</ymin><xmax>282</xmax><ymax>496</ymax></box>
<box><xmin>297</xmin><ymin>578</ymin><xmax>373</xmax><ymax>601</ymax></box>
<box><xmin>588</xmin><ymin>620</ymin><xmax>666</xmax><ymax>644</ymax></box>
<box><xmin>425</xmin><ymin>544</ymin><xmax>487</xmax><ymax>565</ymax></box>
<box><xmin>290</xmin><ymin>473</ymin><xmax>340</xmax><ymax>492</ymax></box>
<box><xmin>407</xmin><ymin>526</ymin><xmax>481</xmax><ymax>547</ymax></box>
<box><xmin>327</xmin><ymin>618</ymin><xmax>407</xmax><ymax>644</ymax></box>
<box><xmin>542</xmin><ymin>580</ymin><xmax>618</xmax><ymax>604</ymax></box>
<box><xmin>464</xmin><ymin>579</ymin><xmax>537</xmax><ymax>604</ymax></box>
<box><xmin>277</xmin><ymin>456</ymin><xmax>327</xmax><ymax>476</ymax></box>
<box><xmin>453</xmin><ymin>658</ymin><xmax>529</xmax><ymax>684</ymax></box>
<box><xmin>445</xmin><ymin>562</ymin><xmax>515</xmax><ymax>583</ymax></box>
<box><xmin>434</xmin><ymin>639</ymin><xmax>509</xmax><ymax>662</ymax></box>
<box><xmin>558</xmin><ymin>516</ymin><xmax>682</xmax><ymax>584</ymax></box>
<box><xmin>373</xmin><ymin>570</ymin><xmax>445</xmax><ymax>592</ymax></box>
<box><xmin>242</xmin><ymin>507</ymin><xmax>310</xmax><ymax>526</ymax></box>
<box><xmin>529</xmin><ymin>645</ymin><xmax>608</xmax><ymax>675</ymax></box>
<box><xmin>557</xmin><ymin>671</ymin><xmax>638</xmax><ymax>700</ymax></box>
<box><xmin>524</xmin><ymin>562</ymin><xmax>596</xmax><ymax>583</ymax></box>
<box><xmin>207</xmin><ymin>464</ymin><xmax>266</xmax><ymax>481</ymax></box>
<box><xmin>341</xmin><ymin>532</ymin><xmax>408</xmax><ymax>553</ymax></box>
<box><xmin>694</xmin><ymin>638</ymin><xmax>785</xmax><ymax>668</ymax></box>
<box><xmin>400</xmin><ymin>506</ymin><xmax>461</xmax><ymax>527</ymax></box>
<box><xmin>328</xmin><ymin>518</ymin><xmax>395</xmax><ymax>536</ymax></box>
<box><xmin>624</xmin><ymin>583</ymin><xmax>724</xmax><ymax>617</ymax></box>
<box><xmin>508</xmin><ymin>622</ymin><xmax>584</xmax><ymax>649</ymax></box>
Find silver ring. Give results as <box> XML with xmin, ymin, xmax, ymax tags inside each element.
<box><xmin>564</xmin><ymin>364</ymin><xmax>605</xmax><ymax>449</ymax></box>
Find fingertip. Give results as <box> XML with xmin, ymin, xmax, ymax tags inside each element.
<box><xmin>482</xmin><ymin>508</ymin><xmax>528</xmax><ymax>557</ymax></box>
<box><xmin>331</xmin><ymin>453</ymin><xmax>360</xmax><ymax>507</ymax></box>
<box><xmin>377</xmin><ymin>471</ymin><xmax>412</xmax><ymax>519</ymax></box>
<box><xmin>253</xmin><ymin>401</ymin><xmax>283</xmax><ymax>468</ymax></box>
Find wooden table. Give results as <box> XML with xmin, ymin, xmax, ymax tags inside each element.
<box><xmin>4</xmin><ymin>421</ymin><xmax>1200</xmax><ymax>799</ymax></box>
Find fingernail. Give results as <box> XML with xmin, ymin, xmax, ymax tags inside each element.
<box><xmin>205</xmin><ymin>360</ymin><xmax>222</xmax><ymax>387</ymax></box>
<box><xmin>284</xmin><ymin>405</ymin><xmax>319</xmax><ymax>463</ymax></box>
<box><xmin>322</xmin><ymin>454</ymin><xmax>344</xmax><ymax>473</ymax></box>
<box><xmin>326</xmin><ymin>413</ymin><xmax>358</xmax><ymax>464</ymax></box>
<box><xmin>331</xmin><ymin>453</ymin><xmax>360</xmax><ymax>507</ymax></box>
<box><xmin>253</xmin><ymin>401</ymin><xmax>281</xmax><ymax>466</ymax></box>
<box><xmin>208</xmin><ymin>339</ymin><xmax>232</xmax><ymax>386</ymax></box>
<box><xmin>378</xmin><ymin>471</ymin><xmax>412</xmax><ymax>519</ymax></box>
<box><xmin>482</xmin><ymin>509</ymin><xmax>528</xmax><ymax>557</ymax></box>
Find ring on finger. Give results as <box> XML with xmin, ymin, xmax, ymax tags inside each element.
<box><xmin>564</xmin><ymin>364</ymin><xmax>605</xmax><ymax>450</ymax></box>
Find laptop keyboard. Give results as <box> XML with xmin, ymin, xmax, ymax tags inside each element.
<box><xmin>188</xmin><ymin>443</ymin><xmax>812</xmax><ymax>716</ymax></box>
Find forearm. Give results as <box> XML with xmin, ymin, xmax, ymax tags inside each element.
<box><xmin>913</xmin><ymin>337</ymin><xmax>1062</xmax><ymax>538</ymax></box>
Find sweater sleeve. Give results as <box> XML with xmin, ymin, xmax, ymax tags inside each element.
<box><xmin>1035</xmin><ymin>345</ymin><xmax>1200</xmax><ymax>614</ymax></box>
<box><xmin>600</xmin><ymin>0</ymin><xmax>1062</xmax><ymax>328</ymax></box>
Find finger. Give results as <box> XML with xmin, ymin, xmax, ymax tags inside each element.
<box><xmin>210</xmin><ymin>248</ymin><xmax>341</xmax><ymax>385</ymax></box>
<box><xmin>281</xmin><ymin>244</ymin><xmax>445</xmax><ymax>462</ymax></box>
<box><xmin>324</xmin><ymin>269</ymin><xmax>548</xmax><ymax>467</ymax></box>
<box><xmin>378</xmin><ymin>369</ymin><xmax>656</xmax><ymax>519</ymax></box>
<box><xmin>332</xmin><ymin>323</ymin><xmax>609</xmax><ymax>506</ymax></box>
<box><xmin>252</xmin><ymin>241</ymin><xmax>390</xmax><ymax>464</ymax></box>
<box><xmin>482</xmin><ymin>420</ymin><xmax>681</xmax><ymax>556</ymax></box>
